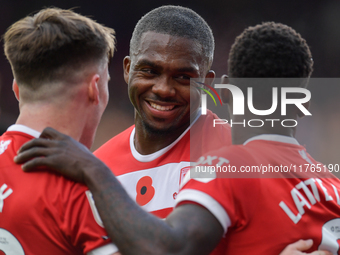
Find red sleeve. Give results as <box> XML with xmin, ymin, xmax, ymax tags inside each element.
<box><xmin>176</xmin><ymin>176</ymin><xmax>261</xmax><ymax>234</ymax></box>
<box><xmin>60</xmin><ymin>181</ymin><xmax>112</xmax><ymax>253</ymax></box>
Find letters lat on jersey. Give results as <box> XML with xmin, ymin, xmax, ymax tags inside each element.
<box><xmin>279</xmin><ymin>178</ymin><xmax>340</xmax><ymax>224</ymax></box>
<box><xmin>0</xmin><ymin>184</ymin><xmax>13</xmax><ymax>213</ymax></box>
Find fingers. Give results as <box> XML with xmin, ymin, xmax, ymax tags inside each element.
<box><xmin>40</xmin><ymin>127</ymin><xmax>88</xmax><ymax>152</ymax></box>
<box><xmin>279</xmin><ymin>239</ymin><xmax>312</xmax><ymax>255</ymax></box>
<box><xmin>291</xmin><ymin>239</ymin><xmax>314</xmax><ymax>251</ymax></box>
<box><xmin>17</xmin><ymin>127</ymin><xmax>66</xmax><ymax>155</ymax></box>
<box><xmin>16</xmin><ymin>127</ymin><xmax>67</xmax><ymax>155</ymax></box>
<box><xmin>12</xmin><ymin>127</ymin><xmax>90</xmax><ymax>183</ymax></box>
<box><xmin>14</xmin><ymin>145</ymin><xmax>54</xmax><ymax>164</ymax></box>
<box><xmin>15</xmin><ymin>127</ymin><xmax>70</xmax><ymax>163</ymax></box>
<box><xmin>40</xmin><ymin>127</ymin><xmax>66</xmax><ymax>140</ymax></box>
<box><xmin>16</xmin><ymin>137</ymin><xmax>53</xmax><ymax>154</ymax></box>
<box><xmin>20</xmin><ymin>157</ymin><xmax>55</xmax><ymax>172</ymax></box>
<box><xmin>280</xmin><ymin>239</ymin><xmax>333</xmax><ymax>255</ymax></box>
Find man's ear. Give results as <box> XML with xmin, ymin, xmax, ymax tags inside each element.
<box><xmin>12</xmin><ymin>79</ymin><xmax>20</xmax><ymax>101</ymax></box>
<box><xmin>203</xmin><ymin>70</ymin><xmax>215</xmax><ymax>86</ymax></box>
<box><xmin>297</xmin><ymin>101</ymin><xmax>310</xmax><ymax>118</ymax></box>
<box><xmin>88</xmin><ymin>74</ymin><xmax>100</xmax><ymax>105</ymax></box>
<box><xmin>123</xmin><ymin>56</ymin><xmax>131</xmax><ymax>84</ymax></box>
<box><xmin>220</xmin><ymin>75</ymin><xmax>230</xmax><ymax>104</ymax></box>
<box><xmin>205</xmin><ymin>70</ymin><xmax>215</xmax><ymax>79</ymax></box>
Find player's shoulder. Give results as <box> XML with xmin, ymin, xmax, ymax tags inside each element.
<box><xmin>94</xmin><ymin>125</ymin><xmax>134</xmax><ymax>156</ymax></box>
<box><xmin>217</xmin><ymin>143</ymin><xmax>251</xmax><ymax>158</ymax></box>
<box><xmin>196</xmin><ymin>144</ymin><xmax>253</xmax><ymax>167</ymax></box>
<box><xmin>35</xmin><ymin>170</ymin><xmax>90</xmax><ymax>205</ymax></box>
<box><xmin>183</xmin><ymin>144</ymin><xmax>261</xmax><ymax>190</ymax></box>
<box><xmin>0</xmin><ymin>132</ymin><xmax>14</xmax><ymax>152</ymax></box>
<box><xmin>191</xmin><ymin>110</ymin><xmax>232</xmax><ymax>149</ymax></box>
<box><xmin>0</xmin><ymin>131</ymin><xmax>32</xmax><ymax>161</ymax></box>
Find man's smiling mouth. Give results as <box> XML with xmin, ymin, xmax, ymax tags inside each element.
<box><xmin>149</xmin><ymin>102</ymin><xmax>176</xmax><ymax>111</ymax></box>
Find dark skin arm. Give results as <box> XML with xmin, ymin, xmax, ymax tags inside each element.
<box><xmin>14</xmin><ymin>128</ymin><xmax>333</xmax><ymax>255</ymax></box>
<box><xmin>14</xmin><ymin>127</ymin><xmax>223</xmax><ymax>255</ymax></box>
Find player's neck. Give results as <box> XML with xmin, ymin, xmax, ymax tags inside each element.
<box><xmin>16</xmin><ymin>103</ymin><xmax>87</xmax><ymax>144</ymax></box>
<box><xmin>133</xmin><ymin>120</ymin><xmax>188</xmax><ymax>155</ymax></box>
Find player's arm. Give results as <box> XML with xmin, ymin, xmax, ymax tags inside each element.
<box><xmin>14</xmin><ymin>127</ymin><xmax>331</xmax><ymax>255</ymax></box>
<box><xmin>14</xmin><ymin>127</ymin><xmax>223</xmax><ymax>255</ymax></box>
<box><xmin>83</xmin><ymin>160</ymin><xmax>222</xmax><ymax>255</ymax></box>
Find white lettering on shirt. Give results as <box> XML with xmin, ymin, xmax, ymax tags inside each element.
<box><xmin>0</xmin><ymin>184</ymin><xmax>13</xmax><ymax>213</ymax></box>
<box><xmin>0</xmin><ymin>140</ymin><xmax>11</xmax><ymax>155</ymax></box>
<box><xmin>280</xmin><ymin>178</ymin><xmax>339</xmax><ymax>224</ymax></box>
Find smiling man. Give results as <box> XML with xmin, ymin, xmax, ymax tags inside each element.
<box><xmin>94</xmin><ymin>5</ymin><xmax>231</xmax><ymax>218</ymax></box>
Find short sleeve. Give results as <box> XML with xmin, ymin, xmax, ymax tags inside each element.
<box><xmin>60</xmin><ymin>181</ymin><xmax>113</xmax><ymax>253</ymax></box>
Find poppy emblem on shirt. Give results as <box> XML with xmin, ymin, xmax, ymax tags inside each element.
<box><xmin>136</xmin><ymin>176</ymin><xmax>155</xmax><ymax>206</ymax></box>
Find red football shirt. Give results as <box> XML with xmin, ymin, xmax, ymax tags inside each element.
<box><xmin>177</xmin><ymin>134</ymin><xmax>340</xmax><ymax>254</ymax></box>
<box><xmin>95</xmin><ymin>110</ymin><xmax>231</xmax><ymax>218</ymax></box>
<box><xmin>0</xmin><ymin>125</ymin><xmax>117</xmax><ymax>255</ymax></box>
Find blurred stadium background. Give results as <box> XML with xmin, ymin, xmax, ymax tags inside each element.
<box><xmin>0</xmin><ymin>0</ymin><xmax>339</xmax><ymax>167</ymax></box>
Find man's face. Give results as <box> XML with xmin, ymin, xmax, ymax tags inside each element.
<box><xmin>124</xmin><ymin>31</ymin><xmax>213</xmax><ymax>134</ymax></box>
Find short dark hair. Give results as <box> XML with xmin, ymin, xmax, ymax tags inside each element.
<box><xmin>228</xmin><ymin>22</ymin><xmax>313</xmax><ymax>78</ymax></box>
<box><xmin>130</xmin><ymin>5</ymin><xmax>214</xmax><ymax>67</ymax></box>
<box><xmin>4</xmin><ymin>7</ymin><xmax>116</xmax><ymax>88</ymax></box>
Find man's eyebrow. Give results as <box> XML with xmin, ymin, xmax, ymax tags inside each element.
<box><xmin>134</xmin><ymin>59</ymin><xmax>200</xmax><ymax>74</ymax></box>
<box><xmin>134</xmin><ymin>60</ymin><xmax>161</xmax><ymax>70</ymax></box>
<box><xmin>175</xmin><ymin>67</ymin><xmax>199</xmax><ymax>74</ymax></box>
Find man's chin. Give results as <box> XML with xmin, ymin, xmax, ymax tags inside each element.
<box><xmin>142</xmin><ymin>121</ymin><xmax>187</xmax><ymax>136</ymax></box>
<box><xmin>142</xmin><ymin>122</ymin><xmax>173</xmax><ymax>135</ymax></box>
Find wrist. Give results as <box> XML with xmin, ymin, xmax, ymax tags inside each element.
<box><xmin>83</xmin><ymin>159</ymin><xmax>115</xmax><ymax>191</ymax></box>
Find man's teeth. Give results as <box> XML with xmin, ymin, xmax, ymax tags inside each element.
<box><xmin>150</xmin><ymin>102</ymin><xmax>175</xmax><ymax>111</ymax></box>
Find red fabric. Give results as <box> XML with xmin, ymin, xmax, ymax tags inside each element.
<box><xmin>180</xmin><ymin>138</ymin><xmax>340</xmax><ymax>254</ymax></box>
<box><xmin>95</xmin><ymin>110</ymin><xmax>231</xmax><ymax>218</ymax></box>
<box><xmin>0</xmin><ymin>130</ymin><xmax>111</xmax><ymax>255</ymax></box>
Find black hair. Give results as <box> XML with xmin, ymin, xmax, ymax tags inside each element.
<box><xmin>228</xmin><ymin>22</ymin><xmax>313</xmax><ymax>78</ymax></box>
<box><xmin>130</xmin><ymin>5</ymin><xmax>214</xmax><ymax>67</ymax></box>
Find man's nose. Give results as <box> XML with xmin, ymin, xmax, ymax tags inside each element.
<box><xmin>151</xmin><ymin>76</ymin><xmax>176</xmax><ymax>98</ymax></box>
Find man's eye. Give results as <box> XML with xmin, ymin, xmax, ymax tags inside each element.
<box><xmin>141</xmin><ymin>69</ymin><xmax>156</xmax><ymax>75</ymax></box>
<box><xmin>176</xmin><ymin>75</ymin><xmax>191</xmax><ymax>80</ymax></box>
<box><xmin>174</xmin><ymin>75</ymin><xmax>192</xmax><ymax>85</ymax></box>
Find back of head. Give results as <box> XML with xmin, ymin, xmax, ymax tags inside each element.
<box><xmin>228</xmin><ymin>22</ymin><xmax>313</xmax><ymax>78</ymax></box>
<box><xmin>4</xmin><ymin>7</ymin><xmax>116</xmax><ymax>89</ymax></box>
<box><xmin>130</xmin><ymin>5</ymin><xmax>214</xmax><ymax>67</ymax></box>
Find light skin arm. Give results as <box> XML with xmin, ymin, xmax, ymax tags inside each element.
<box><xmin>279</xmin><ymin>239</ymin><xmax>332</xmax><ymax>255</ymax></box>
<box><xmin>14</xmin><ymin>127</ymin><xmax>333</xmax><ymax>255</ymax></box>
